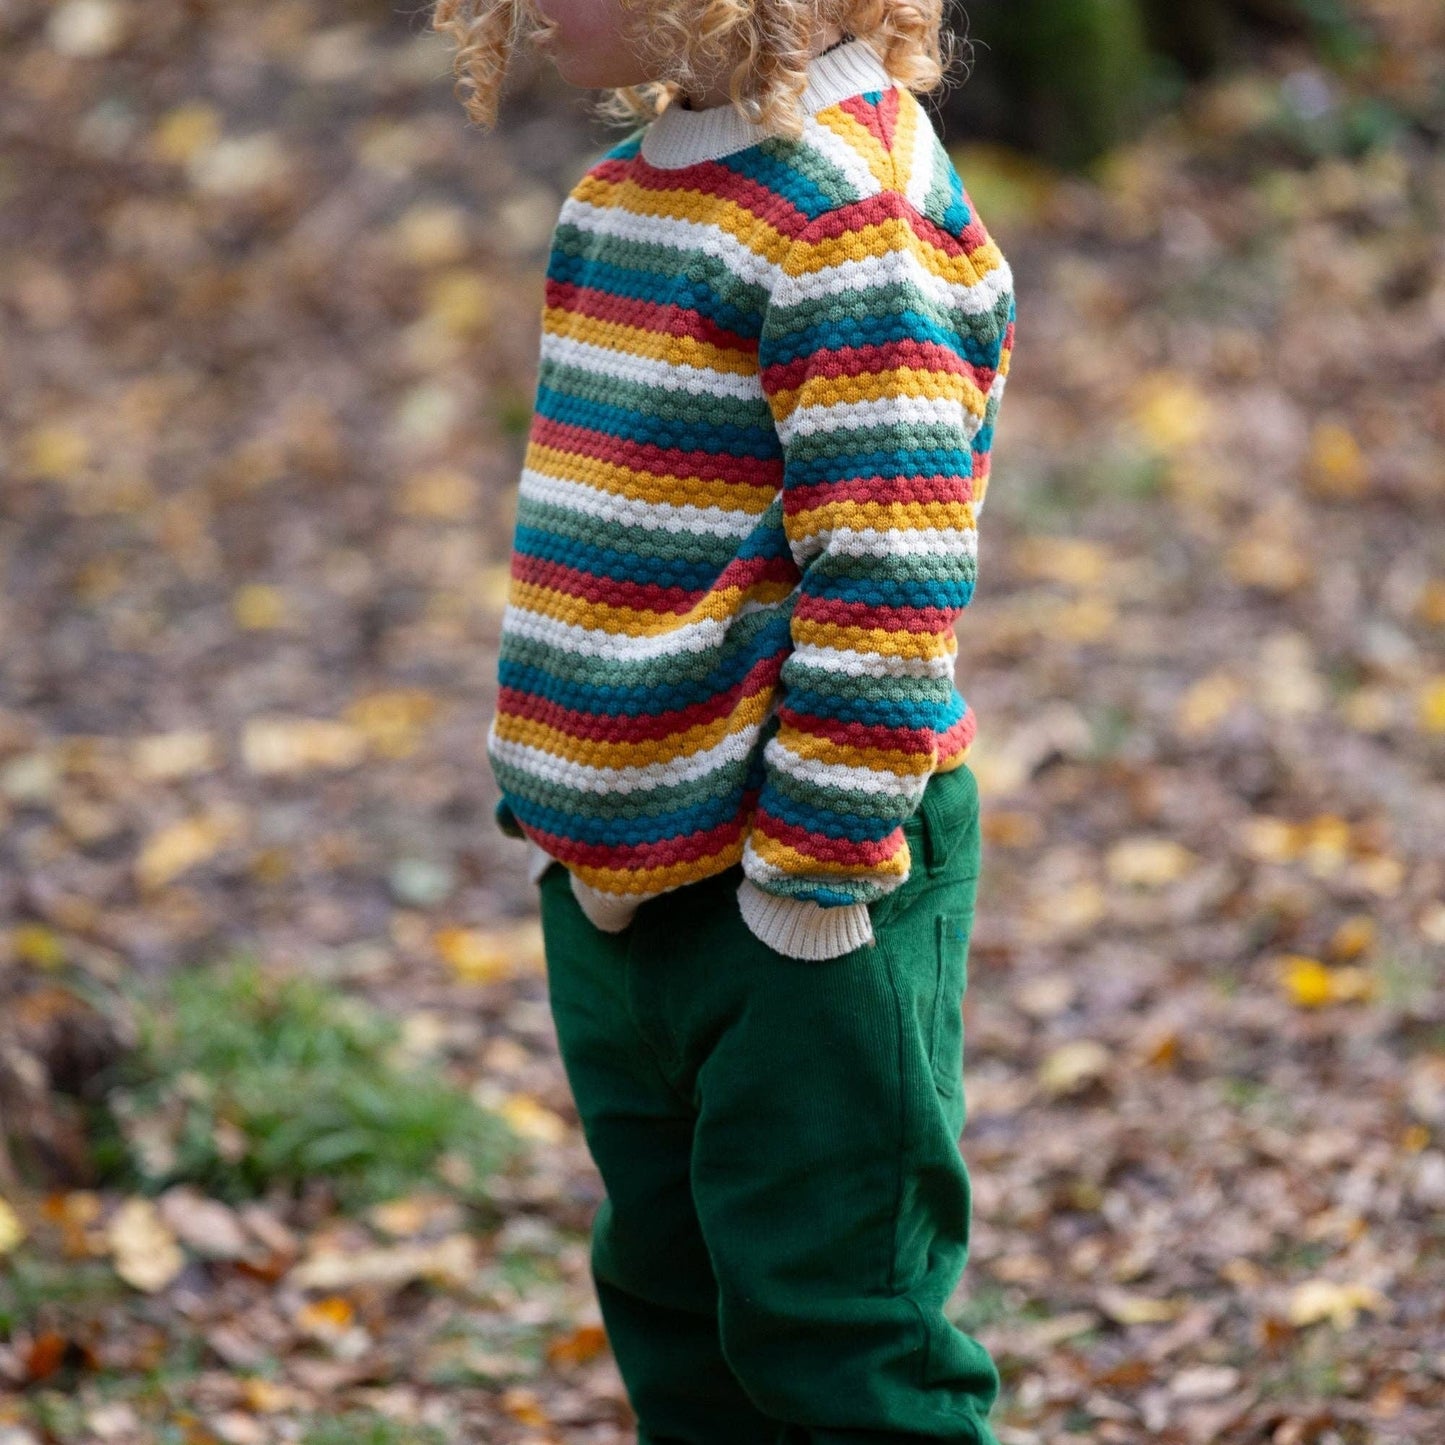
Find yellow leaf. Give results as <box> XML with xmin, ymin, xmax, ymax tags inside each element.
<box><xmin>1011</xmin><ymin>537</ymin><xmax>1112</xmax><ymax>588</ymax></box>
<box><xmin>434</xmin><ymin>923</ymin><xmax>543</xmax><ymax>983</ymax></box>
<box><xmin>13</xmin><ymin>923</ymin><xmax>66</xmax><ymax>970</ymax></box>
<box><xmin>1106</xmin><ymin>836</ymin><xmax>1196</xmax><ymax>888</ymax></box>
<box><xmin>0</xmin><ymin>1198</ymin><xmax>27</xmax><ymax>1255</ymax></box>
<box><xmin>132</xmin><ymin>730</ymin><xmax>217</xmax><ymax>780</ymax></box>
<box><xmin>136</xmin><ymin>811</ymin><xmax>242</xmax><ymax>890</ymax></box>
<box><xmin>1175</xmin><ymin>671</ymin><xmax>1243</xmax><ymax>738</ymax></box>
<box><xmin>152</xmin><ymin>103</ymin><xmax>222</xmax><ymax>165</ymax></box>
<box><xmin>1128</xmin><ymin>371</ymin><xmax>1213</xmax><ymax>455</ymax></box>
<box><xmin>473</xmin><ymin>562</ymin><xmax>515</xmax><ymax>613</ymax></box>
<box><xmin>1037</xmin><ymin>1041</ymin><xmax>1110</xmax><ymax>1097</ymax></box>
<box><xmin>1417</xmin><ymin>677</ymin><xmax>1445</xmax><ymax>733</ymax></box>
<box><xmin>345</xmin><ymin>689</ymin><xmax>439</xmax><ymax>759</ymax></box>
<box><xmin>497</xmin><ymin>1093</ymin><xmax>570</xmax><ymax>1145</ymax></box>
<box><xmin>1328</xmin><ymin>915</ymin><xmax>1375</xmax><ymax>962</ymax></box>
<box><xmin>1304</xmin><ymin>420</ymin><xmax>1368</xmax><ymax>499</ymax></box>
<box><xmin>392</xmin><ymin>203</ymin><xmax>470</xmax><ymax>268</ymax></box>
<box><xmin>22</xmin><ymin>424</ymin><xmax>90</xmax><ymax>481</ymax></box>
<box><xmin>499</xmin><ymin>1387</ymin><xmax>551</xmax><ymax>1428</ymax></box>
<box><xmin>1287</xmin><ymin>1279</ymin><xmax>1388</xmax><ymax>1329</ymax></box>
<box><xmin>106</xmin><ymin>1198</ymin><xmax>184</xmax><ymax>1293</ymax></box>
<box><xmin>1278</xmin><ymin>956</ymin><xmax>1375</xmax><ymax>1009</ymax></box>
<box><xmin>232</xmin><ymin>583</ymin><xmax>289</xmax><ymax>630</ymax></box>
<box><xmin>1226</xmin><ymin>532</ymin><xmax>1311</xmax><ymax>593</ymax></box>
<box><xmin>1239</xmin><ymin>815</ymin><xmax>1299</xmax><ymax>863</ymax></box>
<box><xmin>296</xmin><ymin>1295</ymin><xmax>354</xmax><ymax>1336</ymax></box>
<box><xmin>1053</xmin><ymin>594</ymin><xmax>1116</xmax><ymax>643</ymax></box>
<box><xmin>1097</xmin><ymin>1287</ymin><xmax>1184</xmax><ymax>1325</ymax></box>
<box><xmin>395</xmin><ymin>467</ymin><xmax>476</xmax><ymax>520</ymax></box>
<box><xmin>241</xmin><ymin>717</ymin><xmax>366</xmax><ymax>776</ymax></box>
<box><xmin>425</xmin><ymin>271</ymin><xmax>493</xmax><ymax>338</ymax></box>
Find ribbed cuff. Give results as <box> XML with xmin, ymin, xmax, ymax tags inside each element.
<box><xmin>525</xmin><ymin>840</ymin><xmax>557</xmax><ymax>885</ymax></box>
<box><xmin>736</xmin><ymin>878</ymin><xmax>875</xmax><ymax>960</ymax></box>
<box><xmin>569</xmin><ymin>873</ymin><xmax>641</xmax><ymax>933</ymax></box>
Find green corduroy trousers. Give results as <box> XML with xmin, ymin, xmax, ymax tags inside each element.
<box><xmin>537</xmin><ymin>762</ymin><xmax>1000</xmax><ymax>1445</ymax></box>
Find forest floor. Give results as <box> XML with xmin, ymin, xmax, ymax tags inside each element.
<box><xmin>1</xmin><ymin>2</ymin><xmax>1443</xmax><ymax>1442</ymax></box>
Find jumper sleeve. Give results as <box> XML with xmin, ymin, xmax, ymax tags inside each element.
<box><xmin>737</xmin><ymin>192</ymin><xmax>1014</xmax><ymax>958</ymax></box>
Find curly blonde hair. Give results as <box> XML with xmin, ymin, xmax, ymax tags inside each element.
<box><xmin>430</xmin><ymin>0</ymin><xmax>967</xmax><ymax>142</ymax></box>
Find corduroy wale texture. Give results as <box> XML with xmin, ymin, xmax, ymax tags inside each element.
<box><xmin>487</xmin><ymin>37</ymin><xmax>1016</xmax><ymax>959</ymax></box>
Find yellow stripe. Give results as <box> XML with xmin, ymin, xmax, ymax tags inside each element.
<box><xmin>788</xmin><ymin>213</ymin><xmax>1005</xmax><ymax>289</ymax></box>
<box><xmin>541</xmin><ymin>309</ymin><xmax>756</xmax><ymax>374</ymax></box>
<box><xmin>790</xmin><ymin>618</ymin><xmax>957</xmax><ymax>660</ymax></box>
<box><xmin>748</xmin><ymin>829</ymin><xmax>912</xmax><ymax>881</ymax></box>
<box><xmin>890</xmin><ymin>88</ymin><xmax>921</xmax><ymax>197</ymax></box>
<box><xmin>769</xmin><ymin>365</ymin><xmax>988</xmax><ymax>422</ymax></box>
<box><xmin>494</xmin><ymin>685</ymin><xmax>773</xmax><ymax>768</ymax></box>
<box><xmin>815</xmin><ymin>107</ymin><xmax>896</xmax><ymax>192</ymax></box>
<box><xmin>509</xmin><ymin>577</ymin><xmax>797</xmax><ymax>637</ymax></box>
<box><xmin>786</xmin><ymin>499</ymin><xmax>978</xmax><ymax>535</ymax></box>
<box><xmin>773</xmin><ymin>732</ymin><xmax>934</xmax><ymax>775</ymax></box>
<box><xmin>570</xmin><ymin>840</ymin><xmax>745</xmax><ymax>895</ymax></box>
<box><xmin>525</xmin><ymin>441</ymin><xmax>777</xmax><ymax>513</ymax></box>
<box><xmin>570</xmin><ymin>174</ymin><xmax>793</xmax><ymax>265</ymax></box>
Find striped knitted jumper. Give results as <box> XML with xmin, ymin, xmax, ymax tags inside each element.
<box><xmin>487</xmin><ymin>35</ymin><xmax>1016</xmax><ymax>960</ymax></box>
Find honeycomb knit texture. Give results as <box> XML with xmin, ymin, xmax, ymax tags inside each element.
<box><xmin>487</xmin><ymin>36</ymin><xmax>1016</xmax><ymax>960</ymax></box>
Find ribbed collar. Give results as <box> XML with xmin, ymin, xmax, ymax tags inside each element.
<box><xmin>639</xmin><ymin>36</ymin><xmax>893</xmax><ymax>171</ymax></box>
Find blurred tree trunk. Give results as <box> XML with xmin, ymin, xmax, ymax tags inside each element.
<box><xmin>937</xmin><ymin>0</ymin><xmax>1353</xmax><ymax>168</ymax></box>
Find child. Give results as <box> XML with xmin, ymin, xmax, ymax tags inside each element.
<box><xmin>433</xmin><ymin>1</ymin><xmax>1016</xmax><ymax>1439</ymax></box>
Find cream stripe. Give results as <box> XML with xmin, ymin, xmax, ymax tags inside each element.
<box><xmin>777</xmin><ymin>393</ymin><xmax>980</xmax><ymax>444</ymax></box>
<box><xmin>788</xmin><ymin>642</ymin><xmax>957</xmax><ymax>680</ymax></box>
<box><xmin>499</xmin><ymin>598</ymin><xmax>786</xmax><ymax>661</ymax></box>
<box><xmin>780</xmin><ymin>243</ymin><xmax>1012</xmax><ymax>315</ymax></box>
<box><xmin>542</xmin><ymin>332</ymin><xmax>764</xmax><ymax>401</ymax></box>
<box><xmin>565</xmin><ymin>201</ymin><xmax>785</xmax><ymax>290</ymax></box>
<box><xmin>519</xmin><ymin>467</ymin><xmax>769</xmax><ymax>538</ymax></box>
<box><xmin>765</xmin><ymin>743</ymin><xmax>931</xmax><ymax>800</ymax></box>
<box><xmin>489</xmin><ymin>722</ymin><xmax>762</xmax><ymax>794</ymax></box>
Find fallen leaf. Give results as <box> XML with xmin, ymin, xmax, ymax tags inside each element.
<box><xmin>157</xmin><ymin>1187</ymin><xmax>250</xmax><ymax>1260</ymax></box>
<box><xmin>290</xmin><ymin>1234</ymin><xmax>477</xmax><ymax>1291</ymax></box>
<box><xmin>106</xmin><ymin>1197</ymin><xmax>185</xmax><ymax>1293</ymax></box>
<box><xmin>496</xmin><ymin>1092</ymin><xmax>570</xmax><ymax>1145</ymax></box>
<box><xmin>545</xmin><ymin>1323</ymin><xmax>609</xmax><ymax>1367</ymax></box>
<box><xmin>241</xmin><ymin>716</ymin><xmax>366</xmax><ymax>776</ymax></box>
<box><xmin>1287</xmin><ymin>1278</ymin><xmax>1389</xmax><ymax>1329</ymax></box>
<box><xmin>1277</xmin><ymin>956</ymin><xmax>1375</xmax><ymax>1009</ymax></box>
<box><xmin>1106</xmin><ymin>836</ymin><xmax>1197</xmax><ymax>888</ymax></box>
<box><xmin>0</xmin><ymin>1198</ymin><xmax>27</xmax><ymax>1254</ymax></box>
<box><xmin>1038</xmin><ymin>1041</ymin><xmax>1111</xmax><ymax>1097</ymax></box>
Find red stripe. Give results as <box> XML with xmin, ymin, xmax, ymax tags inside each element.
<box><xmin>837</xmin><ymin>88</ymin><xmax>900</xmax><ymax>149</ymax></box>
<box><xmin>776</xmin><ymin>710</ymin><xmax>933</xmax><ymax>755</ymax></box>
<box><xmin>529</xmin><ymin>805</ymin><xmax>757</xmax><ymax>871</ymax></box>
<box><xmin>792</xmin><ymin>596</ymin><xmax>958</xmax><ymax>632</ymax></box>
<box><xmin>762</xmin><ymin>339</ymin><xmax>990</xmax><ymax>397</ymax></box>
<box><xmin>546</xmin><ymin>280</ymin><xmax>753</xmax><ymax>354</ymax></box>
<box><xmin>512</xmin><ymin>553</ymin><xmax>697</xmax><ymax>614</ymax></box>
<box><xmin>784</xmin><ymin>474</ymin><xmax>975</xmax><ymax>509</ymax></box>
<box><xmin>499</xmin><ymin>652</ymin><xmax>785</xmax><ymax>744</ymax></box>
<box><xmin>797</xmin><ymin>191</ymin><xmax>987</xmax><ymax>259</ymax></box>
<box><xmin>528</xmin><ymin>415</ymin><xmax>783</xmax><ymax>488</ymax></box>
<box><xmin>595</xmin><ymin>153</ymin><xmax>814</xmax><ymax>236</ymax></box>
<box><xmin>752</xmin><ymin>812</ymin><xmax>906</xmax><ymax>867</ymax></box>
<box><xmin>512</xmin><ymin>552</ymin><xmax>796</xmax><ymax>615</ymax></box>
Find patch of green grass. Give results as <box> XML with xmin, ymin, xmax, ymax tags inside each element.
<box><xmin>89</xmin><ymin>961</ymin><xmax>517</xmax><ymax>1210</ymax></box>
<box><xmin>301</xmin><ymin>1414</ymin><xmax>447</xmax><ymax>1445</ymax></box>
<box><xmin>0</xmin><ymin>1254</ymin><xmax>128</xmax><ymax>1334</ymax></box>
